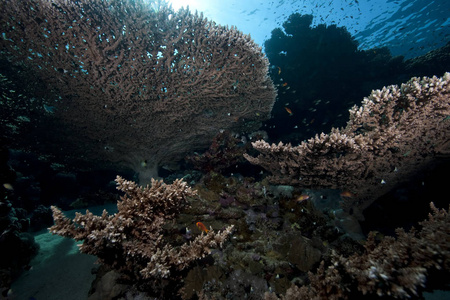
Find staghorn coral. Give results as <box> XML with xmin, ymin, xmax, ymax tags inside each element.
<box><xmin>245</xmin><ymin>73</ymin><xmax>450</xmax><ymax>215</ymax></box>
<box><xmin>49</xmin><ymin>176</ymin><xmax>234</xmax><ymax>280</ymax></box>
<box><xmin>0</xmin><ymin>0</ymin><xmax>276</xmax><ymax>182</ymax></box>
<box><xmin>266</xmin><ymin>202</ymin><xmax>450</xmax><ymax>300</ymax></box>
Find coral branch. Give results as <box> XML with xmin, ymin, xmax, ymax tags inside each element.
<box><xmin>266</xmin><ymin>203</ymin><xmax>450</xmax><ymax>299</ymax></box>
<box><xmin>49</xmin><ymin>176</ymin><xmax>233</xmax><ymax>279</ymax></box>
<box><xmin>245</xmin><ymin>73</ymin><xmax>450</xmax><ymax>214</ymax></box>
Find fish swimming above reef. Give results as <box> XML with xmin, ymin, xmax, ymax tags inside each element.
<box><xmin>340</xmin><ymin>190</ymin><xmax>355</xmax><ymax>198</ymax></box>
<box><xmin>3</xmin><ymin>183</ymin><xmax>13</xmax><ymax>191</ymax></box>
<box><xmin>284</xmin><ymin>106</ymin><xmax>293</xmax><ymax>116</ymax></box>
<box><xmin>196</xmin><ymin>222</ymin><xmax>209</xmax><ymax>233</ymax></box>
<box><xmin>296</xmin><ymin>194</ymin><xmax>310</xmax><ymax>202</ymax></box>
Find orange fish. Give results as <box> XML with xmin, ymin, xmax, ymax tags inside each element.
<box><xmin>282</xmin><ymin>82</ymin><xmax>288</xmax><ymax>87</ymax></box>
<box><xmin>340</xmin><ymin>191</ymin><xmax>355</xmax><ymax>198</ymax></box>
<box><xmin>284</xmin><ymin>106</ymin><xmax>293</xmax><ymax>116</ymax></box>
<box><xmin>296</xmin><ymin>194</ymin><xmax>310</xmax><ymax>202</ymax></box>
<box><xmin>196</xmin><ymin>222</ymin><xmax>209</xmax><ymax>233</ymax></box>
<box><xmin>3</xmin><ymin>183</ymin><xmax>14</xmax><ymax>191</ymax></box>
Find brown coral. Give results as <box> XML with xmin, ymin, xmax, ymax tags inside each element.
<box><xmin>0</xmin><ymin>0</ymin><xmax>276</xmax><ymax>181</ymax></box>
<box><xmin>245</xmin><ymin>73</ymin><xmax>450</xmax><ymax>214</ymax></box>
<box><xmin>266</xmin><ymin>202</ymin><xmax>450</xmax><ymax>300</ymax></box>
<box><xmin>49</xmin><ymin>176</ymin><xmax>234</xmax><ymax>280</ymax></box>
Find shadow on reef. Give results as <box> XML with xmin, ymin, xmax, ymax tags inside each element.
<box><xmin>0</xmin><ymin>144</ymin><xmax>131</xmax><ymax>294</ymax></box>
<box><xmin>263</xmin><ymin>13</ymin><xmax>450</xmax><ymax>145</ymax></box>
<box><xmin>0</xmin><ymin>145</ymin><xmax>39</xmax><ymax>295</ymax></box>
<box><xmin>361</xmin><ymin>158</ymin><xmax>450</xmax><ymax>237</ymax></box>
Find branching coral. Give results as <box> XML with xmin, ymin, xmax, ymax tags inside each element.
<box><xmin>186</xmin><ymin>130</ymin><xmax>253</xmax><ymax>174</ymax></box>
<box><xmin>49</xmin><ymin>176</ymin><xmax>234</xmax><ymax>280</ymax></box>
<box><xmin>245</xmin><ymin>73</ymin><xmax>450</xmax><ymax>215</ymax></box>
<box><xmin>266</xmin><ymin>202</ymin><xmax>450</xmax><ymax>300</ymax></box>
<box><xmin>0</xmin><ymin>0</ymin><xmax>276</xmax><ymax>181</ymax></box>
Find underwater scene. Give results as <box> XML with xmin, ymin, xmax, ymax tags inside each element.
<box><xmin>0</xmin><ymin>0</ymin><xmax>449</xmax><ymax>299</ymax></box>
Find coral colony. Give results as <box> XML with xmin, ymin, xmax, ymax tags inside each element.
<box><xmin>0</xmin><ymin>0</ymin><xmax>276</xmax><ymax>183</ymax></box>
<box><xmin>50</xmin><ymin>176</ymin><xmax>234</xmax><ymax>280</ymax></box>
<box><xmin>0</xmin><ymin>0</ymin><xmax>449</xmax><ymax>299</ymax></box>
<box><xmin>245</xmin><ymin>74</ymin><xmax>450</xmax><ymax>218</ymax></box>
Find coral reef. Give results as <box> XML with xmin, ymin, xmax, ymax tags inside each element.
<box><xmin>263</xmin><ymin>13</ymin><xmax>408</xmax><ymax>144</ymax></box>
<box><xmin>245</xmin><ymin>73</ymin><xmax>450</xmax><ymax>216</ymax></box>
<box><xmin>3</xmin><ymin>5</ymin><xmax>449</xmax><ymax>299</ymax></box>
<box><xmin>0</xmin><ymin>146</ymin><xmax>40</xmax><ymax>293</ymax></box>
<box><xmin>49</xmin><ymin>176</ymin><xmax>233</xmax><ymax>282</ymax></box>
<box><xmin>37</xmin><ymin>134</ymin><xmax>450</xmax><ymax>299</ymax></box>
<box><xmin>266</xmin><ymin>202</ymin><xmax>450</xmax><ymax>300</ymax></box>
<box><xmin>0</xmin><ymin>0</ymin><xmax>276</xmax><ymax>181</ymax></box>
<box><xmin>174</xmin><ymin>167</ymin><xmax>336</xmax><ymax>299</ymax></box>
<box><xmin>0</xmin><ymin>199</ymin><xmax>39</xmax><ymax>291</ymax></box>
<box><xmin>405</xmin><ymin>42</ymin><xmax>450</xmax><ymax>77</ymax></box>
<box><xmin>185</xmin><ymin>130</ymin><xmax>251</xmax><ymax>174</ymax></box>
<box><xmin>263</xmin><ymin>13</ymin><xmax>449</xmax><ymax>146</ymax></box>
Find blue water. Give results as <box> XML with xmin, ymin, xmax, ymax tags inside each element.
<box><xmin>169</xmin><ymin>0</ymin><xmax>449</xmax><ymax>58</ymax></box>
<box><xmin>2</xmin><ymin>0</ymin><xmax>449</xmax><ymax>299</ymax></box>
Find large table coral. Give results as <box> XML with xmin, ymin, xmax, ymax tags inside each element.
<box><xmin>49</xmin><ymin>176</ymin><xmax>233</xmax><ymax>280</ymax></box>
<box><xmin>0</xmin><ymin>0</ymin><xmax>276</xmax><ymax>181</ymax></box>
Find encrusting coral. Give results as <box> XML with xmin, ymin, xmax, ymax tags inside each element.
<box><xmin>245</xmin><ymin>73</ymin><xmax>450</xmax><ymax>216</ymax></box>
<box><xmin>49</xmin><ymin>176</ymin><xmax>234</xmax><ymax>280</ymax></box>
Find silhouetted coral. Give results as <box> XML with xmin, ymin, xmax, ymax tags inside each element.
<box><xmin>405</xmin><ymin>41</ymin><xmax>450</xmax><ymax>77</ymax></box>
<box><xmin>263</xmin><ymin>13</ymin><xmax>406</xmax><ymax>144</ymax></box>
<box><xmin>0</xmin><ymin>200</ymin><xmax>39</xmax><ymax>289</ymax></box>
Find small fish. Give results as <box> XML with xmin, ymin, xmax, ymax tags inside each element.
<box><xmin>340</xmin><ymin>191</ymin><xmax>354</xmax><ymax>198</ymax></box>
<box><xmin>296</xmin><ymin>194</ymin><xmax>309</xmax><ymax>202</ymax></box>
<box><xmin>196</xmin><ymin>222</ymin><xmax>209</xmax><ymax>233</ymax></box>
<box><xmin>3</xmin><ymin>183</ymin><xmax>13</xmax><ymax>191</ymax></box>
<box><xmin>282</xmin><ymin>82</ymin><xmax>288</xmax><ymax>87</ymax></box>
<box><xmin>284</xmin><ymin>107</ymin><xmax>293</xmax><ymax>116</ymax></box>
<box><xmin>183</xmin><ymin>227</ymin><xmax>192</xmax><ymax>240</ymax></box>
<box><xmin>277</xmin><ymin>66</ymin><xmax>281</xmax><ymax>75</ymax></box>
<box><xmin>43</xmin><ymin>104</ymin><xmax>56</xmax><ymax>113</ymax></box>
